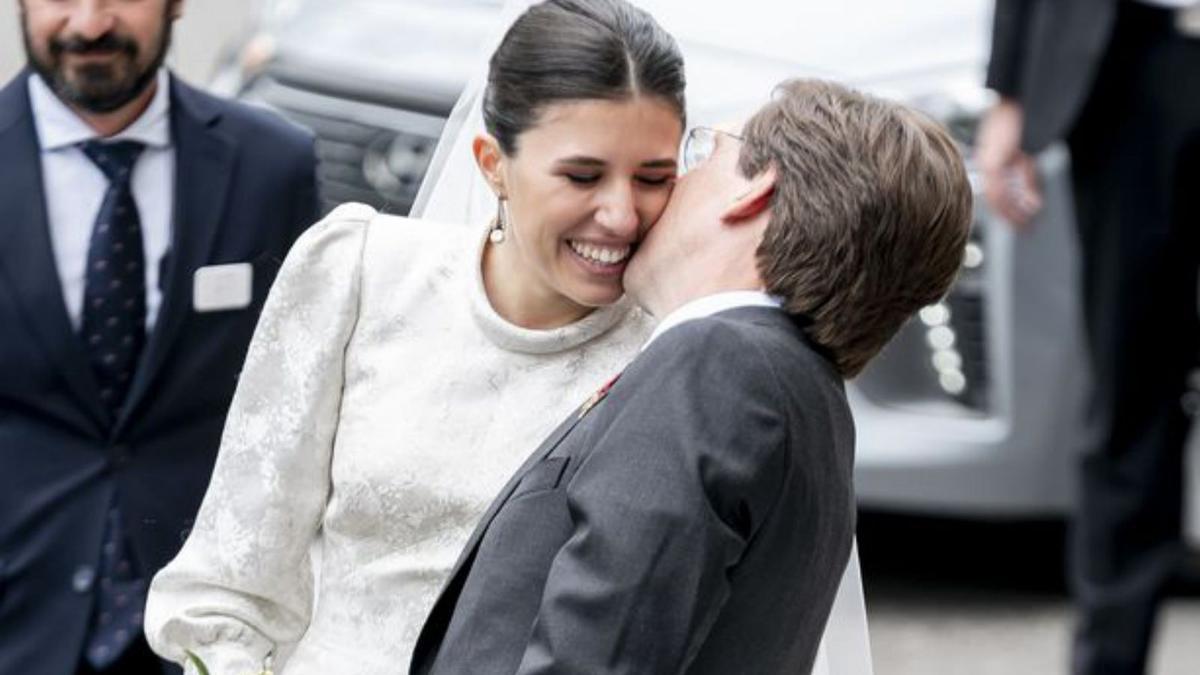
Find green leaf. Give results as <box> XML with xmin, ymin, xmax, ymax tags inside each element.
<box><xmin>184</xmin><ymin>650</ymin><xmax>211</xmax><ymax>675</ymax></box>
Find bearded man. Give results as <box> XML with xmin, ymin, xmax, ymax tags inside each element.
<box><xmin>0</xmin><ymin>2</ymin><xmax>318</xmax><ymax>673</ymax></box>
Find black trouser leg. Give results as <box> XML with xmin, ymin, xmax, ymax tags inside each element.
<box><xmin>1066</xmin><ymin>10</ymin><xmax>1200</xmax><ymax>674</ymax></box>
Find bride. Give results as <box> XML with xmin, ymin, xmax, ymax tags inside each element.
<box><xmin>144</xmin><ymin>1</ymin><xmax>871</xmax><ymax>673</ymax></box>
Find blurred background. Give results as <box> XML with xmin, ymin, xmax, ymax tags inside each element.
<box><xmin>3</xmin><ymin>1</ymin><xmax>1198</xmax><ymax>672</ymax></box>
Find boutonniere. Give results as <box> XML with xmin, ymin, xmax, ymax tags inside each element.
<box><xmin>186</xmin><ymin>649</ymin><xmax>273</xmax><ymax>675</ymax></box>
<box><xmin>578</xmin><ymin>372</ymin><xmax>622</xmax><ymax>419</ymax></box>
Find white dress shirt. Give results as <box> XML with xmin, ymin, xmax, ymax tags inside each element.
<box><xmin>643</xmin><ymin>289</ymin><xmax>782</xmax><ymax>349</ymax></box>
<box><xmin>28</xmin><ymin>69</ymin><xmax>175</xmax><ymax>331</ymax></box>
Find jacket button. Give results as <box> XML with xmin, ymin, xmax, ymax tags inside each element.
<box><xmin>72</xmin><ymin>565</ymin><xmax>95</xmax><ymax>593</ymax></box>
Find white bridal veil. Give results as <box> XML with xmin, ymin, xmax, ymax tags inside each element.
<box><xmin>411</xmin><ymin>3</ymin><xmax>873</xmax><ymax>674</ymax></box>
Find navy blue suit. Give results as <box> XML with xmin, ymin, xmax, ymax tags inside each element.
<box><xmin>0</xmin><ymin>70</ymin><xmax>317</xmax><ymax>675</ymax></box>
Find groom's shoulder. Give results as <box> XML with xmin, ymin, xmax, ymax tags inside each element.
<box><xmin>635</xmin><ymin>312</ymin><xmax>783</xmax><ymax>391</ymax></box>
<box><xmin>636</xmin><ymin>308</ymin><xmax>844</xmax><ymax>408</ymax></box>
<box><xmin>649</xmin><ymin>308</ymin><xmax>826</xmax><ymax>374</ymax></box>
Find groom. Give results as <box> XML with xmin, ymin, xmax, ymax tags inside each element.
<box><xmin>410</xmin><ymin>79</ymin><xmax>973</xmax><ymax>674</ymax></box>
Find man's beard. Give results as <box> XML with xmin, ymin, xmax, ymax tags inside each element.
<box><xmin>21</xmin><ymin>16</ymin><xmax>172</xmax><ymax>114</ymax></box>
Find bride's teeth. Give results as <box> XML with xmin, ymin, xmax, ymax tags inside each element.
<box><xmin>569</xmin><ymin>241</ymin><xmax>630</xmax><ymax>265</ymax></box>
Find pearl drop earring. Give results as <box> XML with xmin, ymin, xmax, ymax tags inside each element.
<box><xmin>489</xmin><ymin>198</ymin><xmax>508</xmax><ymax>244</ymax></box>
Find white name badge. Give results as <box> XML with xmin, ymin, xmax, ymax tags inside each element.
<box><xmin>193</xmin><ymin>262</ymin><xmax>253</xmax><ymax>313</ymax></box>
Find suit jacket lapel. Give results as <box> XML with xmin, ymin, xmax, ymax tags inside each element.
<box><xmin>116</xmin><ymin>76</ymin><xmax>235</xmax><ymax>433</ymax></box>
<box><xmin>0</xmin><ymin>71</ymin><xmax>108</xmax><ymax>432</ymax></box>
<box><xmin>411</xmin><ymin>389</ymin><xmax>612</xmax><ymax>672</ymax></box>
<box><xmin>456</xmin><ymin>410</ymin><xmax>589</xmax><ymax>574</ymax></box>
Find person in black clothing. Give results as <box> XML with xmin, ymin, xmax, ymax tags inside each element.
<box><xmin>979</xmin><ymin>1</ymin><xmax>1200</xmax><ymax>673</ymax></box>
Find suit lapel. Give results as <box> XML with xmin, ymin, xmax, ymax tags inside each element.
<box><xmin>0</xmin><ymin>71</ymin><xmax>108</xmax><ymax>432</ymax></box>
<box><xmin>412</xmin><ymin>389</ymin><xmax>612</xmax><ymax>672</ymax></box>
<box><xmin>116</xmin><ymin>77</ymin><xmax>235</xmax><ymax>433</ymax></box>
<box><xmin>458</xmin><ymin>409</ymin><xmax>589</xmax><ymax>572</ymax></box>
<box><xmin>466</xmin><ymin>372</ymin><xmax>620</xmax><ymax>553</ymax></box>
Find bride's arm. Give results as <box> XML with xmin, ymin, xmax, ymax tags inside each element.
<box><xmin>143</xmin><ymin>204</ymin><xmax>373</xmax><ymax>673</ymax></box>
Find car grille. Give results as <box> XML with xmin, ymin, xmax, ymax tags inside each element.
<box><xmin>247</xmin><ymin>78</ymin><xmax>447</xmax><ymax>216</ymax></box>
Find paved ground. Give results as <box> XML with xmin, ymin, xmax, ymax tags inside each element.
<box><xmin>861</xmin><ymin>514</ymin><xmax>1200</xmax><ymax>674</ymax></box>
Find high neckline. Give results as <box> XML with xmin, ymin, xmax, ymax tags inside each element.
<box><xmin>467</xmin><ymin>224</ymin><xmax>633</xmax><ymax>355</ymax></box>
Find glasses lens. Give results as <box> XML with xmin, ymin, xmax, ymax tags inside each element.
<box><xmin>683</xmin><ymin>128</ymin><xmax>715</xmax><ymax>173</ymax></box>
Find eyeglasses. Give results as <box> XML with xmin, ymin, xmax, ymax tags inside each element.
<box><xmin>681</xmin><ymin>126</ymin><xmax>744</xmax><ymax>173</ymax></box>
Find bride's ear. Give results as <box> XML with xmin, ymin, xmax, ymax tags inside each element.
<box><xmin>472</xmin><ymin>134</ymin><xmax>507</xmax><ymax>198</ymax></box>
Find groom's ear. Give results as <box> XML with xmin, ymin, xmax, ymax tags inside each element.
<box><xmin>472</xmin><ymin>134</ymin><xmax>507</xmax><ymax>197</ymax></box>
<box><xmin>721</xmin><ymin>166</ymin><xmax>776</xmax><ymax>224</ymax></box>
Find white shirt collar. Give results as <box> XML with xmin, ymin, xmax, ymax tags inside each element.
<box><xmin>28</xmin><ymin>69</ymin><xmax>172</xmax><ymax>151</ymax></box>
<box><xmin>643</xmin><ymin>290</ymin><xmax>783</xmax><ymax>349</ymax></box>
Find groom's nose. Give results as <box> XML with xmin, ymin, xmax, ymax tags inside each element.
<box><xmin>594</xmin><ymin>183</ymin><xmax>639</xmax><ymax>235</ymax></box>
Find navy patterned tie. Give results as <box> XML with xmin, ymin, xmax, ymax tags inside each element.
<box><xmin>85</xmin><ymin>506</ymin><xmax>149</xmax><ymax>669</ymax></box>
<box><xmin>79</xmin><ymin>140</ymin><xmax>147</xmax><ymax>419</ymax></box>
<box><xmin>78</xmin><ymin>140</ymin><xmax>149</xmax><ymax>669</ymax></box>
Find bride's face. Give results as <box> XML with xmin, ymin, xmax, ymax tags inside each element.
<box><xmin>495</xmin><ymin>97</ymin><xmax>682</xmax><ymax>312</ymax></box>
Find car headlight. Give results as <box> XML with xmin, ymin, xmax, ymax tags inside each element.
<box><xmin>362</xmin><ymin>131</ymin><xmax>437</xmax><ymax>203</ymax></box>
<box><xmin>904</xmin><ymin>84</ymin><xmax>994</xmax><ymax>408</ymax></box>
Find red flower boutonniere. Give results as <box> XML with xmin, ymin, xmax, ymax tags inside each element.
<box><xmin>578</xmin><ymin>372</ymin><xmax>622</xmax><ymax>420</ymax></box>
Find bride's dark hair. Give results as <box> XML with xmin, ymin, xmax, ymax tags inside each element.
<box><xmin>483</xmin><ymin>0</ymin><xmax>687</xmax><ymax>155</ymax></box>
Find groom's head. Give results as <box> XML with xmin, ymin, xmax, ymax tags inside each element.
<box><xmin>625</xmin><ymin>79</ymin><xmax>973</xmax><ymax>377</ymax></box>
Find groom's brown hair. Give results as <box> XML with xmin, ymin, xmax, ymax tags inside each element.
<box><xmin>739</xmin><ymin>79</ymin><xmax>973</xmax><ymax>377</ymax></box>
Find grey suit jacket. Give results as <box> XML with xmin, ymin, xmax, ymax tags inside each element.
<box><xmin>410</xmin><ymin>306</ymin><xmax>857</xmax><ymax>675</ymax></box>
<box><xmin>986</xmin><ymin>0</ymin><xmax>1118</xmax><ymax>152</ymax></box>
